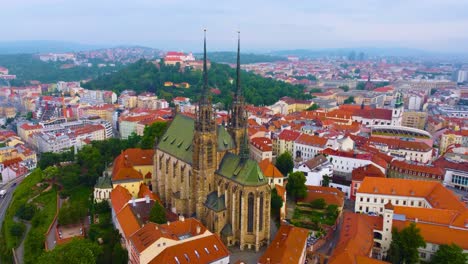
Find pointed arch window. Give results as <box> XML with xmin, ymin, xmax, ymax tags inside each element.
<box><xmin>247</xmin><ymin>193</ymin><xmax>254</xmax><ymax>233</ymax></box>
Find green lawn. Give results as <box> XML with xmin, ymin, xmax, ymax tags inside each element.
<box><xmin>0</xmin><ymin>169</ymin><xmax>52</xmax><ymax>262</ymax></box>
<box><xmin>24</xmin><ymin>188</ymin><xmax>57</xmax><ymax>264</ymax></box>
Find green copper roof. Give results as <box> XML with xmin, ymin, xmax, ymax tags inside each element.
<box><xmin>216</xmin><ymin>152</ymin><xmax>267</xmax><ymax>186</ymax></box>
<box><xmin>157</xmin><ymin>114</ymin><xmax>235</xmax><ymax>164</ymax></box>
<box><xmin>217</xmin><ymin>125</ymin><xmax>236</xmax><ymax>151</ymax></box>
<box><xmin>204</xmin><ymin>191</ymin><xmax>226</xmax><ymax>212</ymax></box>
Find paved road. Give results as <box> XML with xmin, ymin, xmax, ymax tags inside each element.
<box><xmin>0</xmin><ymin>175</ymin><xmax>27</xmax><ymax>229</ymax></box>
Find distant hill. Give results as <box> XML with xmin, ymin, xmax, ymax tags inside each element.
<box><xmin>83</xmin><ymin>59</ymin><xmax>309</xmax><ymax>106</ymax></box>
<box><xmin>0</xmin><ymin>40</ymin><xmax>107</xmax><ymax>54</ymax></box>
<box><xmin>0</xmin><ymin>54</ymin><xmax>124</xmax><ymax>84</ymax></box>
<box><xmin>196</xmin><ymin>52</ymin><xmax>286</xmax><ymax>64</ymax></box>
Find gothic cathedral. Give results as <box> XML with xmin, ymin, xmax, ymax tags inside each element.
<box><xmin>153</xmin><ymin>31</ymin><xmax>271</xmax><ymax>251</ymax></box>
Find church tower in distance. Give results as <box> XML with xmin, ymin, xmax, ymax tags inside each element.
<box><xmin>191</xmin><ymin>30</ymin><xmax>218</xmax><ymax>218</ymax></box>
<box><xmin>228</xmin><ymin>31</ymin><xmax>247</xmax><ymax>155</ymax></box>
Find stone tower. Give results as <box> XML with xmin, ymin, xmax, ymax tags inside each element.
<box><xmin>191</xmin><ymin>30</ymin><xmax>218</xmax><ymax>218</ymax></box>
<box><xmin>228</xmin><ymin>31</ymin><xmax>247</xmax><ymax>155</ymax></box>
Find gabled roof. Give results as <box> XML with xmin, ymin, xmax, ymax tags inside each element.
<box><xmin>258</xmin><ymin>225</ymin><xmax>309</xmax><ymax>264</ymax></box>
<box><xmin>329</xmin><ymin>212</ymin><xmax>385</xmax><ymax>264</ymax></box>
<box><xmin>148</xmin><ymin>233</ymin><xmax>229</xmax><ymax>264</ymax></box>
<box><xmin>110</xmin><ymin>185</ymin><xmax>132</xmax><ymax>213</ymax></box>
<box><xmin>116</xmin><ymin>205</ymin><xmax>141</xmax><ymax>239</ymax></box>
<box><xmin>277</xmin><ymin>129</ymin><xmax>301</xmax><ymax>141</ymax></box>
<box><xmin>295</xmin><ymin>133</ymin><xmax>328</xmax><ymax>147</ymax></box>
<box><xmin>352</xmin><ymin>164</ymin><xmax>385</xmax><ymax>181</ymax></box>
<box><xmin>358</xmin><ymin>178</ymin><xmax>466</xmax><ymax>211</ymax></box>
<box><xmin>302</xmin><ymin>154</ymin><xmax>328</xmax><ymax>170</ymax></box>
<box><xmin>258</xmin><ymin>159</ymin><xmax>283</xmax><ymax>178</ymax></box>
<box><xmin>217</xmin><ymin>153</ymin><xmax>267</xmax><ymax>186</ymax></box>
<box><xmin>138</xmin><ymin>183</ymin><xmax>161</xmax><ymax>203</ymax></box>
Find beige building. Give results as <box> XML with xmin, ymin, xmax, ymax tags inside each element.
<box><xmin>402</xmin><ymin>111</ymin><xmax>427</xmax><ymax>130</ymax></box>
<box><xmin>439</xmin><ymin>129</ymin><xmax>468</xmax><ymax>154</ymax></box>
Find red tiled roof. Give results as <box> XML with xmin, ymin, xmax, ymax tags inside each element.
<box><xmin>259</xmin><ymin>159</ymin><xmax>284</xmax><ymax>178</ymax></box>
<box><xmin>295</xmin><ymin>134</ymin><xmax>328</xmax><ymax>147</ymax></box>
<box><xmin>148</xmin><ymin>233</ymin><xmax>229</xmax><ymax>264</ymax></box>
<box><xmin>352</xmin><ymin>164</ymin><xmax>386</xmax><ymax>181</ymax></box>
<box><xmin>329</xmin><ymin>212</ymin><xmax>385</xmax><ymax>264</ymax></box>
<box><xmin>110</xmin><ymin>185</ymin><xmax>132</xmax><ymax>213</ymax></box>
<box><xmin>389</xmin><ymin>160</ymin><xmax>444</xmax><ymax>177</ymax></box>
<box><xmin>251</xmin><ymin>137</ymin><xmax>272</xmax><ymax>151</ymax></box>
<box><xmin>277</xmin><ymin>129</ymin><xmax>301</xmax><ymax>141</ymax></box>
<box><xmin>258</xmin><ymin>225</ymin><xmax>309</xmax><ymax>264</ymax></box>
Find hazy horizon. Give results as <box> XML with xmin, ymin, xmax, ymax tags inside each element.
<box><xmin>3</xmin><ymin>0</ymin><xmax>468</xmax><ymax>53</ymax></box>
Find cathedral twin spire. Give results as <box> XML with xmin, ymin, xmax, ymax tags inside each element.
<box><xmin>197</xmin><ymin>30</ymin><xmax>249</xmax><ymax>160</ymax></box>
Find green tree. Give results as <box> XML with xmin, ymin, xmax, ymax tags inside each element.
<box><xmin>139</xmin><ymin>122</ymin><xmax>168</xmax><ymax>149</ymax></box>
<box><xmin>310</xmin><ymin>198</ymin><xmax>327</xmax><ymax>209</ymax></box>
<box><xmin>38</xmin><ymin>239</ymin><xmax>102</xmax><ymax>264</ymax></box>
<box><xmin>306</xmin><ymin>103</ymin><xmax>319</xmax><ymax>111</ymax></box>
<box><xmin>321</xmin><ymin>175</ymin><xmax>331</xmax><ymax>187</ymax></box>
<box><xmin>15</xmin><ymin>203</ymin><xmax>36</xmax><ymax>221</ymax></box>
<box><xmin>430</xmin><ymin>243</ymin><xmax>467</xmax><ymax>264</ymax></box>
<box><xmin>286</xmin><ymin>171</ymin><xmax>307</xmax><ymax>200</ymax></box>
<box><xmin>9</xmin><ymin>222</ymin><xmax>25</xmax><ymax>238</ymax></box>
<box><xmin>275</xmin><ymin>152</ymin><xmax>294</xmax><ymax>176</ymax></box>
<box><xmin>338</xmin><ymin>85</ymin><xmax>349</xmax><ymax>92</ymax></box>
<box><xmin>271</xmin><ymin>188</ymin><xmax>284</xmax><ymax>217</ymax></box>
<box><xmin>149</xmin><ymin>202</ymin><xmax>167</xmax><ymax>224</ymax></box>
<box><xmin>43</xmin><ymin>166</ymin><xmax>60</xmax><ymax>182</ymax></box>
<box><xmin>344</xmin><ymin>96</ymin><xmax>355</xmax><ymax>104</ymax></box>
<box><xmin>388</xmin><ymin>223</ymin><xmax>426</xmax><ymax>264</ymax></box>
<box><xmin>26</xmin><ymin>111</ymin><xmax>33</xmax><ymax>120</ymax></box>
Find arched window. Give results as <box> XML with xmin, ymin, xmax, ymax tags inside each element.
<box><xmin>248</xmin><ymin>193</ymin><xmax>254</xmax><ymax>233</ymax></box>
<box><xmin>259</xmin><ymin>193</ymin><xmax>264</xmax><ymax>231</ymax></box>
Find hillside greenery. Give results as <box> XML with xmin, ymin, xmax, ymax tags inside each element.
<box><xmin>0</xmin><ymin>54</ymin><xmax>123</xmax><ymax>85</ymax></box>
<box><xmin>83</xmin><ymin>60</ymin><xmax>310</xmax><ymax>106</ymax></box>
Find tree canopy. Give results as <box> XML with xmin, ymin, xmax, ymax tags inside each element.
<box><xmin>275</xmin><ymin>152</ymin><xmax>294</xmax><ymax>176</ymax></box>
<box><xmin>270</xmin><ymin>188</ymin><xmax>284</xmax><ymax>218</ymax></box>
<box><xmin>83</xmin><ymin>60</ymin><xmax>310</xmax><ymax>106</ymax></box>
<box><xmin>344</xmin><ymin>96</ymin><xmax>355</xmax><ymax>104</ymax></box>
<box><xmin>38</xmin><ymin>239</ymin><xmax>102</xmax><ymax>264</ymax></box>
<box><xmin>388</xmin><ymin>223</ymin><xmax>426</xmax><ymax>264</ymax></box>
<box><xmin>286</xmin><ymin>171</ymin><xmax>307</xmax><ymax>200</ymax></box>
<box><xmin>139</xmin><ymin>122</ymin><xmax>168</xmax><ymax>149</ymax></box>
<box><xmin>149</xmin><ymin>202</ymin><xmax>167</xmax><ymax>224</ymax></box>
<box><xmin>306</xmin><ymin>103</ymin><xmax>319</xmax><ymax>111</ymax></box>
<box><xmin>430</xmin><ymin>243</ymin><xmax>467</xmax><ymax>264</ymax></box>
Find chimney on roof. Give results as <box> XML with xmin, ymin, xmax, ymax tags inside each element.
<box><xmin>145</xmin><ymin>195</ymin><xmax>150</xmax><ymax>204</ymax></box>
<box><xmin>415</xmin><ymin>218</ymin><xmax>418</xmax><ymax>223</ymax></box>
<box><xmin>196</xmin><ymin>225</ymin><xmax>201</xmax><ymax>234</ymax></box>
<box><xmin>132</xmin><ymin>197</ymin><xmax>136</xmax><ymax>207</ymax></box>
<box><xmin>179</xmin><ymin>214</ymin><xmax>185</xmax><ymax>222</ymax></box>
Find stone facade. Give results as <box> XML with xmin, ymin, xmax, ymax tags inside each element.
<box><xmin>153</xmin><ymin>34</ymin><xmax>270</xmax><ymax>251</ymax></box>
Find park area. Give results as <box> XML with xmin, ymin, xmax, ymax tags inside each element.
<box><xmin>291</xmin><ymin>198</ymin><xmax>340</xmax><ymax>234</ymax></box>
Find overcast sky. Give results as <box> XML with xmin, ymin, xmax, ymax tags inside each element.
<box><xmin>3</xmin><ymin>0</ymin><xmax>468</xmax><ymax>52</ymax></box>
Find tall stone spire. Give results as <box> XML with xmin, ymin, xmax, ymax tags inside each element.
<box><xmin>195</xmin><ymin>29</ymin><xmax>215</xmax><ymax>133</ymax></box>
<box><xmin>235</xmin><ymin>31</ymin><xmax>242</xmax><ymax>99</ymax></box>
<box><xmin>201</xmin><ymin>29</ymin><xmax>209</xmax><ymax>105</ymax></box>
<box><xmin>227</xmin><ymin>31</ymin><xmax>247</xmax><ymax>155</ymax></box>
